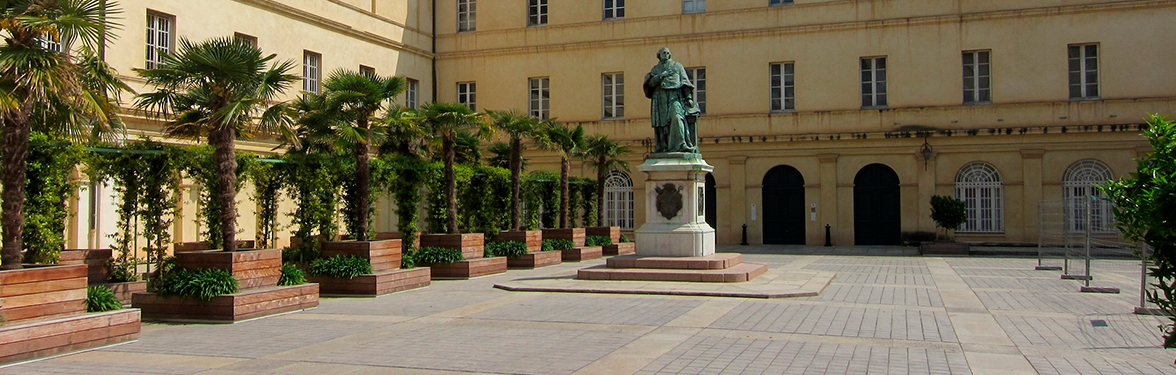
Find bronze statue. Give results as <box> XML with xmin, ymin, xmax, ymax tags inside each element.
<box><xmin>644</xmin><ymin>47</ymin><xmax>700</xmax><ymax>154</ymax></box>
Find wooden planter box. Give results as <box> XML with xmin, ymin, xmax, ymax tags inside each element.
<box><xmin>174</xmin><ymin>240</ymin><xmax>256</xmax><ymax>253</ymax></box>
<box><xmin>0</xmin><ymin>308</ymin><xmax>140</xmax><ymax>365</ymax></box>
<box><xmin>542</xmin><ymin>228</ymin><xmax>586</xmax><ymax>247</ymax></box>
<box><xmin>375</xmin><ymin>232</ymin><xmax>421</xmax><ymax>251</ymax></box>
<box><xmin>562</xmin><ymin>247</ymin><xmax>603</xmax><ymax>262</ymax></box>
<box><xmin>586</xmin><ymin>226</ymin><xmax>621</xmax><ymax>244</ymax></box>
<box><xmin>419</xmin><ymin>233</ymin><xmax>484</xmax><ymax>260</ymax></box>
<box><xmin>603</xmin><ymin>243</ymin><xmax>636</xmax><ymax>256</ymax></box>
<box><xmin>132</xmin><ymin>283</ymin><xmax>319</xmax><ymax>323</ymax></box>
<box><xmin>307</xmin><ymin>267</ymin><xmax>430</xmax><ymax>296</ymax></box>
<box><xmin>0</xmin><ymin>264</ymin><xmax>87</xmax><ymax>325</ymax></box>
<box><xmin>507</xmin><ymin>251</ymin><xmax>562</xmax><ymax>269</ymax></box>
<box><xmin>175</xmin><ymin>248</ymin><xmax>281</xmax><ymax>289</ymax></box>
<box><xmin>100</xmin><ymin>280</ymin><xmax>147</xmax><ymax>306</ymax></box>
<box><xmin>59</xmin><ymin>249</ymin><xmax>111</xmax><ymax>284</ymax></box>
<box><xmin>426</xmin><ymin>257</ymin><xmax>507</xmax><ymax>279</ymax></box>
<box><xmin>321</xmin><ymin>239</ymin><xmax>402</xmax><ymax>273</ymax></box>
<box><xmin>494</xmin><ymin>230</ymin><xmax>543</xmax><ymax>252</ymax></box>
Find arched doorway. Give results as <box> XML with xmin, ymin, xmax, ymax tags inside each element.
<box><xmin>705</xmin><ymin>173</ymin><xmax>717</xmax><ymax>230</ymax></box>
<box><xmin>762</xmin><ymin>165</ymin><xmax>806</xmax><ymax>244</ymax></box>
<box><xmin>854</xmin><ymin>164</ymin><xmax>901</xmax><ymax>245</ymax></box>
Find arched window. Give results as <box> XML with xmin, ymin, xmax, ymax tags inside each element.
<box><xmin>954</xmin><ymin>162</ymin><xmax>1003</xmax><ymax>233</ymax></box>
<box><xmin>1063</xmin><ymin>159</ymin><xmax>1114</xmax><ymax>233</ymax></box>
<box><xmin>603</xmin><ymin>170</ymin><xmax>634</xmax><ymax>229</ymax></box>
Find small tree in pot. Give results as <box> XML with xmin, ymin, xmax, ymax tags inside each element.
<box><xmin>929</xmin><ymin>195</ymin><xmax>966</xmax><ymax>242</ymax></box>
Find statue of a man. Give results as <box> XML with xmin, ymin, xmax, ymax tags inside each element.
<box><xmin>644</xmin><ymin>47</ymin><xmax>700</xmax><ymax>154</ymax></box>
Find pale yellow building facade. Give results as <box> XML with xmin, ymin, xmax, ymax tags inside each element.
<box><xmin>67</xmin><ymin>0</ymin><xmax>1171</xmax><ymax>250</ymax></box>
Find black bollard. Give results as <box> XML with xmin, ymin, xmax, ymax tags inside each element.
<box><xmin>824</xmin><ymin>224</ymin><xmax>832</xmax><ymax>247</ymax></box>
<box><xmin>741</xmin><ymin>223</ymin><xmax>749</xmax><ymax>246</ymax></box>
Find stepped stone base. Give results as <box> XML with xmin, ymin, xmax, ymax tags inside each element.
<box><xmin>579</xmin><ymin>253</ymin><xmax>768</xmax><ymax>283</ymax></box>
<box><xmin>308</xmin><ymin>268</ymin><xmax>430</xmax><ymax>296</ymax></box>
<box><xmin>132</xmin><ymin>283</ymin><xmax>319</xmax><ymax>323</ymax></box>
<box><xmin>427</xmin><ymin>257</ymin><xmax>507</xmax><ymax>279</ymax></box>
<box><xmin>0</xmin><ymin>309</ymin><xmax>141</xmax><ymax>365</ymax></box>
<box><xmin>603</xmin><ymin>243</ymin><xmax>636</xmax><ymax>256</ymax></box>
<box><xmin>562</xmin><ymin>247</ymin><xmax>603</xmax><ymax>262</ymax></box>
<box><xmin>507</xmin><ymin>251</ymin><xmax>563</xmax><ymax>269</ymax></box>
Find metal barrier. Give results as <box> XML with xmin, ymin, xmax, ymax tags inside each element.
<box><xmin>1037</xmin><ymin>196</ymin><xmax>1133</xmax><ymax>294</ymax></box>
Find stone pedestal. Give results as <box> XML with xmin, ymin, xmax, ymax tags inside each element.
<box><xmin>634</xmin><ymin>154</ymin><xmax>716</xmax><ymax>257</ymax></box>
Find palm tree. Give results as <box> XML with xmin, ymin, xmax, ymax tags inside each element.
<box><xmin>488</xmin><ymin>110</ymin><xmax>545</xmax><ymax>230</ymax></box>
<box><xmin>541</xmin><ymin>121</ymin><xmax>585</xmax><ymax>229</ymax></box>
<box><xmin>580</xmin><ymin>135</ymin><xmax>631</xmax><ymax>226</ymax></box>
<box><xmin>452</xmin><ymin>130</ymin><xmax>482</xmax><ymax>165</ymax></box>
<box><xmin>136</xmin><ymin>37</ymin><xmax>298</xmax><ymax>252</ymax></box>
<box><xmin>378</xmin><ymin>105</ymin><xmax>427</xmax><ymax>158</ymax></box>
<box><xmin>319</xmin><ymin>69</ymin><xmax>406</xmax><ymax>241</ymax></box>
<box><xmin>486</xmin><ymin>142</ymin><xmax>512</xmax><ymax>169</ymax></box>
<box><xmin>419</xmin><ymin>102</ymin><xmax>491</xmax><ymax>234</ymax></box>
<box><xmin>1</xmin><ymin>0</ymin><xmax>127</xmax><ymax>269</ymax></box>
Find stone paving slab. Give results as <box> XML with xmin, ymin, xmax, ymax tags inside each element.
<box><xmin>494</xmin><ymin>268</ymin><xmax>834</xmax><ymax>298</ymax></box>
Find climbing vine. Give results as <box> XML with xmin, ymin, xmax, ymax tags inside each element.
<box><xmin>280</xmin><ymin>152</ymin><xmax>342</xmax><ymax>262</ymax></box>
<box><xmin>425</xmin><ymin>161</ymin><xmax>474</xmax><ymax>233</ymax></box>
<box><xmin>374</xmin><ymin>155</ymin><xmax>429</xmax><ymax>250</ymax></box>
<box><xmin>248</xmin><ymin>161</ymin><xmax>283</xmax><ymax>249</ymax></box>
<box><xmin>22</xmin><ymin>133</ymin><xmax>84</xmax><ymax>264</ymax></box>
<box><xmin>182</xmin><ymin>146</ymin><xmax>253</xmax><ymax>249</ymax></box>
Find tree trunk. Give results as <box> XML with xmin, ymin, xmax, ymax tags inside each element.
<box><xmin>354</xmin><ymin>118</ymin><xmax>371</xmax><ymax>241</ymax></box>
<box><xmin>559</xmin><ymin>156</ymin><xmax>569</xmax><ymax>229</ymax></box>
<box><xmin>1</xmin><ymin>115</ymin><xmax>30</xmax><ymax>269</ymax></box>
<box><xmin>597</xmin><ymin>156</ymin><xmax>606</xmax><ymax>226</ymax></box>
<box><xmin>443</xmin><ymin>135</ymin><xmax>458</xmax><ymax>234</ymax></box>
<box><xmin>509</xmin><ymin>137</ymin><xmax>522</xmax><ymax>230</ymax></box>
<box><xmin>210</xmin><ymin>126</ymin><xmax>238</xmax><ymax>252</ymax></box>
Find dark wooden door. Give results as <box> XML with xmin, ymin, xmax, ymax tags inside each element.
<box><xmin>763</xmin><ymin>165</ymin><xmax>806</xmax><ymax>245</ymax></box>
<box><xmin>854</xmin><ymin>164</ymin><xmax>901</xmax><ymax>245</ymax></box>
<box><xmin>705</xmin><ymin>173</ymin><xmax>717</xmax><ymax>230</ymax></box>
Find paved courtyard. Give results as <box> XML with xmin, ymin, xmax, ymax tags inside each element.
<box><xmin>3</xmin><ymin>246</ymin><xmax>1173</xmax><ymax>374</ymax></box>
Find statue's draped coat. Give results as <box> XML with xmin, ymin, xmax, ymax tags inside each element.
<box><xmin>644</xmin><ymin>59</ymin><xmax>700</xmax><ymax>153</ymax></box>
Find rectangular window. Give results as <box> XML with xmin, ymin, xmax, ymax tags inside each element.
<box><xmin>1069</xmin><ymin>44</ymin><xmax>1099</xmax><ymax>99</ymax></box>
<box><xmin>685</xmin><ymin>67</ymin><xmax>706</xmax><ymax>115</ymax></box>
<box><xmin>770</xmin><ymin>62</ymin><xmax>795</xmax><ymax>112</ymax></box>
<box><xmin>861</xmin><ymin>57</ymin><xmax>887</xmax><ymax>108</ymax></box>
<box><xmin>769</xmin><ymin>0</ymin><xmax>793</xmax><ymax>5</ymax></box>
<box><xmin>40</xmin><ymin>35</ymin><xmax>62</xmax><ymax>52</ymax></box>
<box><xmin>302</xmin><ymin>51</ymin><xmax>321</xmax><ymax>95</ymax></box>
<box><xmin>146</xmin><ymin>11</ymin><xmax>175</xmax><ymax>69</ymax></box>
<box><xmin>962</xmin><ymin>50</ymin><xmax>991</xmax><ymax>104</ymax></box>
<box><xmin>457</xmin><ymin>0</ymin><xmax>476</xmax><ymax>32</ymax></box>
<box><xmin>457</xmin><ymin>82</ymin><xmax>476</xmax><ymax>111</ymax></box>
<box><xmin>528</xmin><ymin>0</ymin><xmax>547</xmax><ymax>27</ymax></box>
<box><xmin>529</xmin><ymin>77</ymin><xmax>550</xmax><ymax>120</ymax></box>
<box><xmin>234</xmin><ymin>33</ymin><xmax>257</xmax><ymax>47</ymax></box>
<box><xmin>406</xmin><ymin>78</ymin><xmax>419</xmax><ymax>108</ymax></box>
<box><xmin>683</xmin><ymin>0</ymin><xmax>705</xmax><ymax>13</ymax></box>
<box><xmin>602</xmin><ymin>73</ymin><xmax>624</xmax><ymax>119</ymax></box>
<box><xmin>359</xmin><ymin>65</ymin><xmax>376</xmax><ymax>75</ymax></box>
<box><xmin>604</xmin><ymin>0</ymin><xmax>624</xmax><ymax>20</ymax></box>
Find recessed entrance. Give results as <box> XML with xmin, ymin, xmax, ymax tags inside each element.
<box><xmin>762</xmin><ymin>165</ymin><xmax>806</xmax><ymax>245</ymax></box>
<box><xmin>705</xmin><ymin>173</ymin><xmax>717</xmax><ymax>230</ymax></box>
<box><xmin>853</xmin><ymin>163</ymin><xmax>901</xmax><ymax>245</ymax></box>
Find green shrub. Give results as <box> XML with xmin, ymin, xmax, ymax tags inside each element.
<box><xmin>86</xmin><ymin>286</ymin><xmax>122</xmax><ymax>312</ymax></box>
<box><xmin>106</xmin><ymin>257</ymin><xmax>139</xmax><ymax>283</ymax></box>
<box><xmin>401</xmin><ymin>247</ymin><xmax>417</xmax><ymax>269</ymax></box>
<box><xmin>414</xmin><ymin>247</ymin><xmax>465</xmax><ymax>265</ymax></box>
<box><xmin>544</xmin><ymin>239</ymin><xmax>575</xmax><ymax>251</ymax></box>
<box><xmin>486</xmin><ymin>241</ymin><xmax>529</xmax><ymax>258</ymax></box>
<box><xmin>282</xmin><ymin>244</ymin><xmax>321</xmax><ymax>265</ymax></box>
<box><xmin>278</xmin><ymin>264</ymin><xmax>306</xmax><ymax>286</ymax></box>
<box><xmin>309</xmin><ymin>256</ymin><xmax>373</xmax><ymax>279</ymax></box>
<box><xmin>930</xmin><ymin>195</ymin><xmax>967</xmax><ymax>239</ymax></box>
<box><xmin>619</xmin><ymin>234</ymin><xmax>630</xmax><ymax>243</ymax></box>
<box><xmin>541</xmin><ymin>239</ymin><xmax>554</xmax><ymax>251</ymax></box>
<box><xmin>585</xmin><ymin>235</ymin><xmax>612</xmax><ymax>247</ymax></box>
<box><xmin>156</xmin><ymin>269</ymin><xmax>239</xmax><ymax>301</ymax></box>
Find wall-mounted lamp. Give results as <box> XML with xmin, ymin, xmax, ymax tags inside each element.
<box><xmin>919</xmin><ymin>137</ymin><xmax>933</xmax><ymax>171</ymax></box>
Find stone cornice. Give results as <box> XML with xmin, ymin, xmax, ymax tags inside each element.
<box><xmin>234</xmin><ymin>0</ymin><xmax>434</xmax><ymax>58</ymax></box>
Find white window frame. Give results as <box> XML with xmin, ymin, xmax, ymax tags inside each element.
<box><xmin>683</xmin><ymin>0</ymin><xmax>706</xmax><ymax>13</ymax></box>
<box><xmin>770</xmin><ymin>62</ymin><xmax>794</xmax><ymax>112</ymax></box>
<box><xmin>406</xmin><ymin>78</ymin><xmax>419</xmax><ymax>108</ymax></box>
<box><xmin>529</xmin><ymin>77</ymin><xmax>549</xmax><ymax>120</ymax></box>
<box><xmin>601</xmin><ymin>72</ymin><xmax>624</xmax><ymax>119</ymax></box>
<box><xmin>604</xmin><ymin>170</ymin><xmax>634</xmax><ymax>230</ymax></box>
<box><xmin>40</xmin><ymin>34</ymin><xmax>62</xmax><ymax>52</ymax></box>
<box><xmin>457</xmin><ymin>82</ymin><xmax>476</xmax><ymax>111</ymax></box>
<box><xmin>861</xmin><ymin>56</ymin><xmax>887</xmax><ymax>108</ymax></box>
<box><xmin>359</xmin><ymin>65</ymin><xmax>376</xmax><ymax>76</ymax></box>
<box><xmin>302</xmin><ymin>51</ymin><xmax>321</xmax><ymax>95</ymax></box>
<box><xmin>604</xmin><ymin>0</ymin><xmax>624</xmax><ymax>20</ymax></box>
<box><xmin>954</xmin><ymin>162</ymin><xmax>1004</xmax><ymax>233</ymax></box>
<box><xmin>234</xmin><ymin>32</ymin><xmax>257</xmax><ymax>48</ymax></box>
<box><xmin>962</xmin><ymin>50</ymin><xmax>991</xmax><ymax>104</ymax></box>
<box><xmin>458</xmin><ymin>0</ymin><xmax>476</xmax><ymax>32</ymax></box>
<box><xmin>146</xmin><ymin>11</ymin><xmax>174</xmax><ymax>69</ymax></box>
<box><xmin>1063</xmin><ymin>159</ymin><xmax>1115</xmax><ymax>233</ymax></box>
<box><xmin>528</xmin><ymin>0</ymin><xmax>547</xmax><ymax>27</ymax></box>
<box><xmin>686</xmin><ymin>67</ymin><xmax>706</xmax><ymax>115</ymax></box>
<box><xmin>1068</xmin><ymin>43</ymin><xmax>1099</xmax><ymax>99</ymax></box>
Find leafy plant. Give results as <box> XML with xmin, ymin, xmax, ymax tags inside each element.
<box><xmin>540</xmin><ymin>122</ymin><xmax>585</xmax><ymax>228</ymax></box>
<box><xmin>585</xmin><ymin>235</ymin><xmax>612</xmax><ymax>247</ymax></box>
<box><xmin>281</xmin><ymin>152</ymin><xmax>342</xmax><ymax>259</ymax></box>
<box><xmin>278</xmin><ymin>264</ymin><xmax>307</xmax><ymax>286</ymax></box>
<box><xmin>86</xmin><ymin>286</ymin><xmax>122</xmax><ymax>313</ymax></box>
<box><xmin>156</xmin><ymin>269</ymin><xmax>239</xmax><ymax>301</ymax></box>
<box><xmin>413</xmin><ymin>247</ymin><xmax>465</xmax><ymax>265</ymax></box>
<box><xmin>929</xmin><ymin>195</ymin><xmax>967</xmax><ymax>240</ymax></box>
<box><xmin>309</xmin><ymin>256</ymin><xmax>373</xmax><ymax>279</ymax></box>
<box><xmin>401</xmin><ymin>247</ymin><xmax>417</xmax><ymax>269</ymax></box>
<box><xmin>249</xmin><ymin>161</ymin><xmax>284</xmax><ymax>249</ymax></box>
<box><xmin>106</xmin><ymin>257</ymin><xmax>140</xmax><ymax>283</ymax></box>
<box><xmin>1101</xmin><ymin>114</ymin><xmax>1176</xmax><ymax>349</ymax></box>
<box><xmin>545</xmin><ymin>239</ymin><xmax>575</xmax><ymax>251</ymax></box>
<box><xmin>541</xmin><ymin>239</ymin><xmax>555</xmax><ymax>251</ymax></box>
<box><xmin>619</xmin><ymin>234</ymin><xmax>631</xmax><ymax>243</ymax></box>
<box><xmin>22</xmin><ymin>133</ymin><xmax>84</xmax><ymax>264</ymax></box>
<box><xmin>486</xmin><ymin>241</ymin><xmax>529</xmax><ymax>258</ymax></box>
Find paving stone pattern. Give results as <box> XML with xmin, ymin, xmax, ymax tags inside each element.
<box><xmin>468</xmin><ymin>294</ymin><xmax>702</xmax><ymax>326</ymax></box>
<box><xmin>711</xmin><ymin>302</ymin><xmax>958</xmax><ymax>342</ymax></box>
<box><xmin>108</xmin><ymin>318</ymin><xmax>387</xmax><ymax>358</ymax></box>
